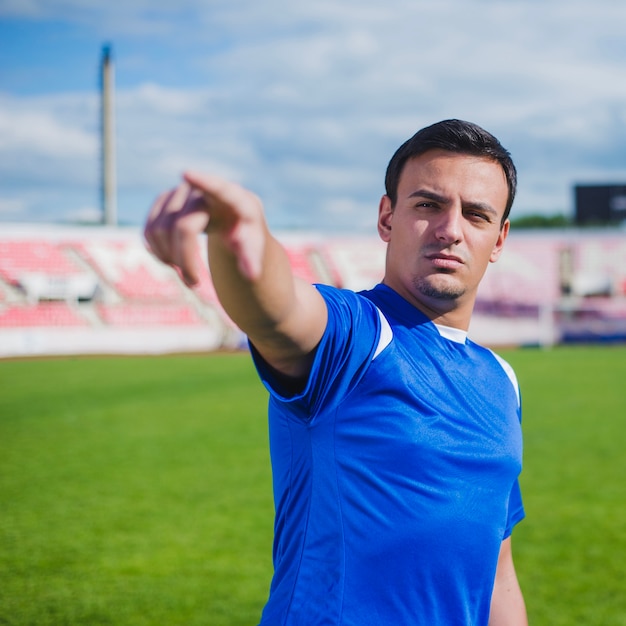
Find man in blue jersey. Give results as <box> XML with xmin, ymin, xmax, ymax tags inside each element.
<box><xmin>144</xmin><ymin>119</ymin><xmax>528</xmax><ymax>625</ymax></box>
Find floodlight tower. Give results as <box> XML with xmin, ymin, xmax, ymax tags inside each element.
<box><xmin>100</xmin><ymin>43</ymin><xmax>117</xmax><ymax>226</ymax></box>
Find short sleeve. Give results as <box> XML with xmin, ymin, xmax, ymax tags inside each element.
<box><xmin>503</xmin><ymin>478</ymin><xmax>525</xmax><ymax>538</ymax></box>
<box><xmin>251</xmin><ymin>284</ymin><xmax>382</xmax><ymax>421</ymax></box>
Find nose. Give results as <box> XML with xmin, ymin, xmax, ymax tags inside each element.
<box><xmin>434</xmin><ymin>207</ymin><xmax>463</xmax><ymax>244</ymax></box>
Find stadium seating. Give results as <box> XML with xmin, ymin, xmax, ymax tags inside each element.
<box><xmin>0</xmin><ymin>302</ymin><xmax>89</xmax><ymax>327</ymax></box>
<box><xmin>0</xmin><ymin>239</ymin><xmax>99</xmax><ymax>301</ymax></box>
<box><xmin>284</xmin><ymin>245</ymin><xmax>325</xmax><ymax>284</ymax></box>
<box><xmin>477</xmin><ymin>235</ymin><xmax>561</xmax><ymax>307</ymax></box>
<box><xmin>96</xmin><ymin>304</ymin><xmax>204</xmax><ymax>327</ymax></box>
<box><xmin>73</xmin><ymin>239</ymin><xmax>184</xmax><ymax>302</ymax></box>
<box><xmin>321</xmin><ymin>237</ymin><xmax>386</xmax><ymax>291</ymax></box>
<box><xmin>1</xmin><ymin>225</ymin><xmax>625</xmax><ymax>356</ymax></box>
<box><xmin>0</xmin><ymin>240</ymin><xmax>83</xmax><ymax>282</ymax></box>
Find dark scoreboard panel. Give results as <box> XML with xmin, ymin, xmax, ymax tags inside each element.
<box><xmin>575</xmin><ymin>184</ymin><xmax>626</xmax><ymax>225</ymax></box>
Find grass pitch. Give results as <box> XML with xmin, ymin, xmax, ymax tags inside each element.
<box><xmin>0</xmin><ymin>353</ymin><xmax>273</xmax><ymax>625</ymax></box>
<box><xmin>0</xmin><ymin>346</ymin><xmax>625</xmax><ymax>625</ymax></box>
<box><xmin>502</xmin><ymin>345</ymin><xmax>626</xmax><ymax>626</ymax></box>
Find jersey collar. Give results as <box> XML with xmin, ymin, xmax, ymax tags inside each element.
<box><xmin>369</xmin><ymin>284</ymin><xmax>468</xmax><ymax>344</ymax></box>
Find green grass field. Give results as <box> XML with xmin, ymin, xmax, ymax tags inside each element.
<box><xmin>1</xmin><ymin>346</ymin><xmax>625</xmax><ymax>625</ymax></box>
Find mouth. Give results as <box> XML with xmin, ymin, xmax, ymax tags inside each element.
<box><xmin>425</xmin><ymin>252</ymin><xmax>465</xmax><ymax>271</ymax></box>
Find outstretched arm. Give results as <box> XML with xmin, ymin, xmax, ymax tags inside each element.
<box><xmin>489</xmin><ymin>536</ymin><xmax>528</xmax><ymax>626</ymax></box>
<box><xmin>144</xmin><ymin>172</ymin><xmax>327</xmax><ymax>379</ymax></box>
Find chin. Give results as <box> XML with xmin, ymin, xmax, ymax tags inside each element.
<box><xmin>415</xmin><ymin>276</ymin><xmax>465</xmax><ymax>301</ymax></box>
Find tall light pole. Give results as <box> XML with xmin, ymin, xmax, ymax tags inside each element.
<box><xmin>100</xmin><ymin>43</ymin><xmax>117</xmax><ymax>226</ymax></box>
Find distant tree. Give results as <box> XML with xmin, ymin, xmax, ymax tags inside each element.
<box><xmin>510</xmin><ymin>214</ymin><xmax>572</xmax><ymax>229</ymax></box>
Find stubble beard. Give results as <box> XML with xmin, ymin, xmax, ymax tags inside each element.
<box><xmin>414</xmin><ymin>274</ymin><xmax>466</xmax><ymax>301</ymax></box>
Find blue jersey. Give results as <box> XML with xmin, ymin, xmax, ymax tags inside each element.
<box><xmin>252</xmin><ymin>284</ymin><xmax>524</xmax><ymax>626</ymax></box>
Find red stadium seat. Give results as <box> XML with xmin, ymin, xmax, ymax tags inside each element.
<box><xmin>0</xmin><ymin>302</ymin><xmax>89</xmax><ymax>327</ymax></box>
<box><xmin>73</xmin><ymin>239</ymin><xmax>184</xmax><ymax>302</ymax></box>
<box><xmin>0</xmin><ymin>240</ymin><xmax>84</xmax><ymax>284</ymax></box>
<box><xmin>96</xmin><ymin>303</ymin><xmax>205</xmax><ymax>327</ymax></box>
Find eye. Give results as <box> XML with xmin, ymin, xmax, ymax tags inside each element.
<box><xmin>465</xmin><ymin>210</ymin><xmax>491</xmax><ymax>223</ymax></box>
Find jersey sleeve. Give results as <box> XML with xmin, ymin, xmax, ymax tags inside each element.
<box><xmin>504</xmin><ymin>386</ymin><xmax>525</xmax><ymax>538</ymax></box>
<box><xmin>251</xmin><ymin>284</ymin><xmax>381</xmax><ymax>421</ymax></box>
<box><xmin>503</xmin><ymin>477</ymin><xmax>525</xmax><ymax>538</ymax></box>
<box><xmin>490</xmin><ymin>350</ymin><xmax>525</xmax><ymax>537</ymax></box>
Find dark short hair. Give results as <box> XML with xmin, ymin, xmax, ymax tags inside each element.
<box><xmin>384</xmin><ymin>119</ymin><xmax>517</xmax><ymax>223</ymax></box>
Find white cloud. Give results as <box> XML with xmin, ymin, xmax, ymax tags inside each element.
<box><xmin>0</xmin><ymin>99</ymin><xmax>96</xmax><ymax>157</ymax></box>
<box><xmin>64</xmin><ymin>205</ymin><xmax>102</xmax><ymax>223</ymax></box>
<box><xmin>118</xmin><ymin>83</ymin><xmax>209</xmax><ymax>117</ymax></box>
<box><xmin>2</xmin><ymin>0</ymin><xmax>626</xmax><ymax>226</ymax></box>
<box><xmin>0</xmin><ymin>197</ymin><xmax>27</xmax><ymax>215</ymax></box>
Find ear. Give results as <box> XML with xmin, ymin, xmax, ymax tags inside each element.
<box><xmin>378</xmin><ymin>195</ymin><xmax>394</xmax><ymax>243</ymax></box>
<box><xmin>489</xmin><ymin>219</ymin><xmax>510</xmax><ymax>263</ymax></box>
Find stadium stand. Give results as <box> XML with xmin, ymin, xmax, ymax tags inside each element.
<box><xmin>0</xmin><ymin>239</ymin><xmax>83</xmax><ymax>280</ymax></box>
<box><xmin>73</xmin><ymin>239</ymin><xmax>184</xmax><ymax>302</ymax></box>
<box><xmin>1</xmin><ymin>225</ymin><xmax>625</xmax><ymax>357</ymax></box>
<box><xmin>96</xmin><ymin>303</ymin><xmax>205</xmax><ymax>327</ymax></box>
<box><xmin>0</xmin><ymin>238</ymin><xmax>98</xmax><ymax>302</ymax></box>
<box><xmin>322</xmin><ymin>237</ymin><xmax>386</xmax><ymax>291</ymax></box>
<box><xmin>0</xmin><ymin>302</ymin><xmax>89</xmax><ymax>327</ymax></box>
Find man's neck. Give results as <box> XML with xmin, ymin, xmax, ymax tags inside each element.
<box><xmin>381</xmin><ymin>278</ymin><xmax>474</xmax><ymax>331</ymax></box>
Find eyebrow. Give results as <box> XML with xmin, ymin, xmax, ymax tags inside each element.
<box><xmin>407</xmin><ymin>189</ymin><xmax>498</xmax><ymax>217</ymax></box>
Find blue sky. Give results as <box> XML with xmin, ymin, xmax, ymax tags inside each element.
<box><xmin>1</xmin><ymin>0</ymin><xmax>626</xmax><ymax>232</ymax></box>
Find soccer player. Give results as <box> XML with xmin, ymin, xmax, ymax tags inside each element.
<box><xmin>144</xmin><ymin>119</ymin><xmax>528</xmax><ymax>625</ymax></box>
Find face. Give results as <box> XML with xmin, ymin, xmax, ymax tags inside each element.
<box><xmin>378</xmin><ymin>149</ymin><xmax>510</xmax><ymax>327</ymax></box>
